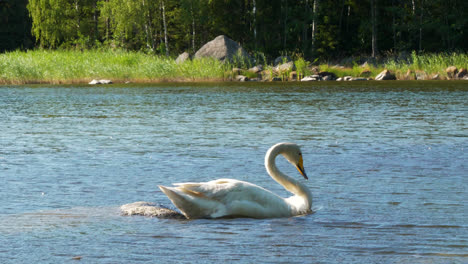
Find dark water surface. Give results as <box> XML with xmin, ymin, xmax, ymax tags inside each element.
<box><xmin>1</xmin><ymin>82</ymin><xmax>467</xmax><ymax>263</ymax></box>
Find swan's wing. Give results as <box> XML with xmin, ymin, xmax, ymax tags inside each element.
<box><xmin>160</xmin><ymin>179</ymin><xmax>291</xmax><ymax>218</ymax></box>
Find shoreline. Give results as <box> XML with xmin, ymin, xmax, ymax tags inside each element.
<box><xmin>1</xmin><ymin>78</ymin><xmax>467</xmax><ymax>86</ymax></box>
<box><xmin>1</xmin><ymin>50</ymin><xmax>467</xmax><ymax>85</ymax></box>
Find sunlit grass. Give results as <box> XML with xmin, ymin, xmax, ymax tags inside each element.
<box><xmin>0</xmin><ymin>49</ymin><xmax>227</xmax><ymax>84</ymax></box>
<box><xmin>0</xmin><ymin>49</ymin><xmax>466</xmax><ymax>84</ymax></box>
<box><xmin>384</xmin><ymin>51</ymin><xmax>468</xmax><ymax>78</ymax></box>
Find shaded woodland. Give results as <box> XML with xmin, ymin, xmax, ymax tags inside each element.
<box><xmin>1</xmin><ymin>0</ymin><xmax>467</xmax><ymax>61</ymax></box>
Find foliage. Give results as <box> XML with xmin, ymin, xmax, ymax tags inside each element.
<box><xmin>1</xmin><ymin>0</ymin><xmax>466</xmax><ymax>62</ymax></box>
<box><xmin>0</xmin><ymin>0</ymin><xmax>33</xmax><ymax>52</ymax></box>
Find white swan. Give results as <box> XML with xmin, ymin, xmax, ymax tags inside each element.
<box><xmin>158</xmin><ymin>142</ymin><xmax>312</xmax><ymax>219</ymax></box>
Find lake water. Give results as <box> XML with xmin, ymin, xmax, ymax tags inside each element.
<box><xmin>0</xmin><ymin>82</ymin><xmax>467</xmax><ymax>263</ymax></box>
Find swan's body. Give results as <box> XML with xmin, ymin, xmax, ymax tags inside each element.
<box><xmin>158</xmin><ymin>143</ymin><xmax>312</xmax><ymax>219</ymax></box>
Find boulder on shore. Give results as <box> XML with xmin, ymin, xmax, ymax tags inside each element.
<box><xmin>319</xmin><ymin>71</ymin><xmax>337</xmax><ymax>81</ymax></box>
<box><xmin>446</xmin><ymin>66</ymin><xmax>458</xmax><ymax>79</ymax></box>
<box><xmin>175</xmin><ymin>52</ymin><xmax>191</xmax><ymax>64</ymax></box>
<box><xmin>375</xmin><ymin>69</ymin><xmax>396</xmax><ymax>80</ymax></box>
<box><xmin>248</xmin><ymin>65</ymin><xmax>263</xmax><ymax>74</ymax></box>
<box><xmin>235</xmin><ymin>75</ymin><xmax>249</xmax><ymax>82</ymax></box>
<box><xmin>301</xmin><ymin>75</ymin><xmax>321</xmax><ymax>81</ymax></box>
<box><xmin>89</xmin><ymin>79</ymin><xmax>112</xmax><ymax>85</ymax></box>
<box><xmin>194</xmin><ymin>35</ymin><xmax>252</xmax><ymax>63</ymax></box>
<box><xmin>274</xmin><ymin>56</ymin><xmax>293</xmax><ymax>66</ymax></box>
<box><xmin>456</xmin><ymin>68</ymin><xmax>467</xmax><ymax>79</ymax></box>
<box><xmin>404</xmin><ymin>69</ymin><xmax>415</xmax><ymax>80</ymax></box>
<box><xmin>276</xmin><ymin>61</ymin><xmax>296</xmax><ymax>73</ymax></box>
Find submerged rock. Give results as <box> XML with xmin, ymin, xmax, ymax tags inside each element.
<box><xmin>120</xmin><ymin>201</ymin><xmax>186</xmax><ymax>219</ymax></box>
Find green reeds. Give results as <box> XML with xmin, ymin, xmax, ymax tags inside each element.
<box><xmin>0</xmin><ymin>49</ymin><xmax>466</xmax><ymax>84</ymax></box>
<box><xmin>0</xmin><ymin>49</ymin><xmax>227</xmax><ymax>84</ymax></box>
<box><xmin>384</xmin><ymin>51</ymin><xmax>468</xmax><ymax>78</ymax></box>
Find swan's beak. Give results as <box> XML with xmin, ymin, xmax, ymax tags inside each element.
<box><xmin>296</xmin><ymin>156</ymin><xmax>308</xmax><ymax>180</ymax></box>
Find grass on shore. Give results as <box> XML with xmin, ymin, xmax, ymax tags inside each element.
<box><xmin>0</xmin><ymin>49</ymin><xmax>467</xmax><ymax>84</ymax></box>
<box><xmin>384</xmin><ymin>52</ymin><xmax>468</xmax><ymax>79</ymax></box>
<box><xmin>0</xmin><ymin>49</ymin><xmax>227</xmax><ymax>84</ymax></box>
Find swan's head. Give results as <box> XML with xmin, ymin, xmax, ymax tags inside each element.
<box><xmin>280</xmin><ymin>143</ymin><xmax>308</xmax><ymax>180</ymax></box>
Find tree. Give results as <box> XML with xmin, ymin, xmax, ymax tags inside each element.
<box><xmin>28</xmin><ymin>0</ymin><xmax>99</xmax><ymax>48</ymax></box>
<box><xmin>371</xmin><ymin>0</ymin><xmax>378</xmax><ymax>57</ymax></box>
<box><xmin>0</xmin><ymin>0</ymin><xmax>33</xmax><ymax>52</ymax></box>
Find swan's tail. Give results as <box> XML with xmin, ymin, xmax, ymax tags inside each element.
<box><xmin>158</xmin><ymin>185</ymin><xmax>222</xmax><ymax>219</ymax></box>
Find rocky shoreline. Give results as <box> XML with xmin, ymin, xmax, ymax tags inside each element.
<box><xmin>170</xmin><ymin>35</ymin><xmax>468</xmax><ymax>84</ymax></box>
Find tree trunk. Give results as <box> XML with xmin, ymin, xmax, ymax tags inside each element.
<box><xmin>191</xmin><ymin>1</ymin><xmax>196</xmax><ymax>53</ymax></box>
<box><xmin>418</xmin><ymin>0</ymin><xmax>423</xmax><ymax>51</ymax></box>
<box><xmin>311</xmin><ymin>0</ymin><xmax>318</xmax><ymax>51</ymax></box>
<box><xmin>371</xmin><ymin>0</ymin><xmax>378</xmax><ymax>58</ymax></box>
<box><xmin>252</xmin><ymin>0</ymin><xmax>257</xmax><ymax>50</ymax></box>
<box><xmin>392</xmin><ymin>0</ymin><xmax>396</xmax><ymax>50</ymax></box>
<box><xmin>282</xmin><ymin>0</ymin><xmax>288</xmax><ymax>50</ymax></box>
<box><xmin>105</xmin><ymin>0</ymin><xmax>110</xmax><ymax>41</ymax></box>
<box><xmin>93</xmin><ymin>0</ymin><xmax>98</xmax><ymax>42</ymax></box>
<box><xmin>161</xmin><ymin>0</ymin><xmax>169</xmax><ymax>56</ymax></box>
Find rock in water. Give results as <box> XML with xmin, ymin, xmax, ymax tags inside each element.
<box><xmin>120</xmin><ymin>202</ymin><xmax>186</xmax><ymax>219</ymax></box>
<box><xmin>194</xmin><ymin>35</ymin><xmax>252</xmax><ymax>63</ymax></box>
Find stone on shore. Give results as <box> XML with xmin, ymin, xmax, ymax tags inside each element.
<box><xmin>446</xmin><ymin>66</ymin><xmax>458</xmax><ymax>79</ymax></box>
<box><xmin>276</xmin><ymin>61</ymin><xmax>296</xmax><ymax>73</ymax></box>
<box><xmin>274</xmin><ymin>56</ymin><xmax>293</xmax><ymax>66</ymax></box>
<box><xmin>404</xmin><ymin>69</ymin><xmax>415</xmax><ymax>80</ymax></box>
<box><xmin>415</xmin><ymin>71</ymin><xmax>428</xmax><ymax>80</ymax></box>
<box><xmin>289</xmin><ymin>71</ymin><xmax>298</xmax><ymax>80</ymax></box>
<box><xmin>351</xmin><ymin>77</ymin><xmax>368</xmax><ymax>81</ymax></box>
<box><xmin>236</xmin><ymin>75</ymin><xmax>249</xmax><ymax>82</ymax></box>
<box><xmin>375</xmin><ymin>69</ymin><xmax>396</xmax><ymax>80</ymax></box>
<box><xmin>175</xmin><ymin>52</ymin><xmax>191</xmax><ymax>64</ymax></box>
<box><xmin>194</xmin><ymin>35</ymin><xmax>252</xmax><ymax>63</ymax></box>
<box><xmin>360</xmin><ymin>70</ymin><xmax>372</xmax><ymax>77</ymax></box>
<box><xmin>248</xmin><ymin>65</ymin><xmax>263</xmax><ymax>74</ymax></box>
<box><xmin>232</xmin><ymin>68</ymin><xmax>242</xmax><ymax>75</ymax></box>
<box><xmin>89</xmin><ymin>79</ymin><xmax>112</xmax><ymax>85</ymax></box>
<box><xmin>456</xmin><ymin>68</ymin><xmax>467</xmax><ymax>79</ymax></box>
<box><xmin>301</xmin><ymin>75</ymin><xmax>321</xmax><ymax>81</ymax></box>
<box><xmin>319</xmin><ymin>71</ymin><xmax>337</xmax><ymax>81</ymax></box>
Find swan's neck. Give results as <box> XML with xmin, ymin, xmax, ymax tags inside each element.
<box><xmin>265</xmin><ymin>145</ymin><xmax>312</xmax><ymax>210</ymax></box>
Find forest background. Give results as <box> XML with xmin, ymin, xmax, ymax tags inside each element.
<box><xmin>1</xmin><ymin>0</ymin><xmax>467</xmax><ymax>62</ymax></box>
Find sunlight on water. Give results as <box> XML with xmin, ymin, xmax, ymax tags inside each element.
<box><xmin>0</xmin><ymin>82</ymin><xmax>467</xmax><ymax>263</ymax></box>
